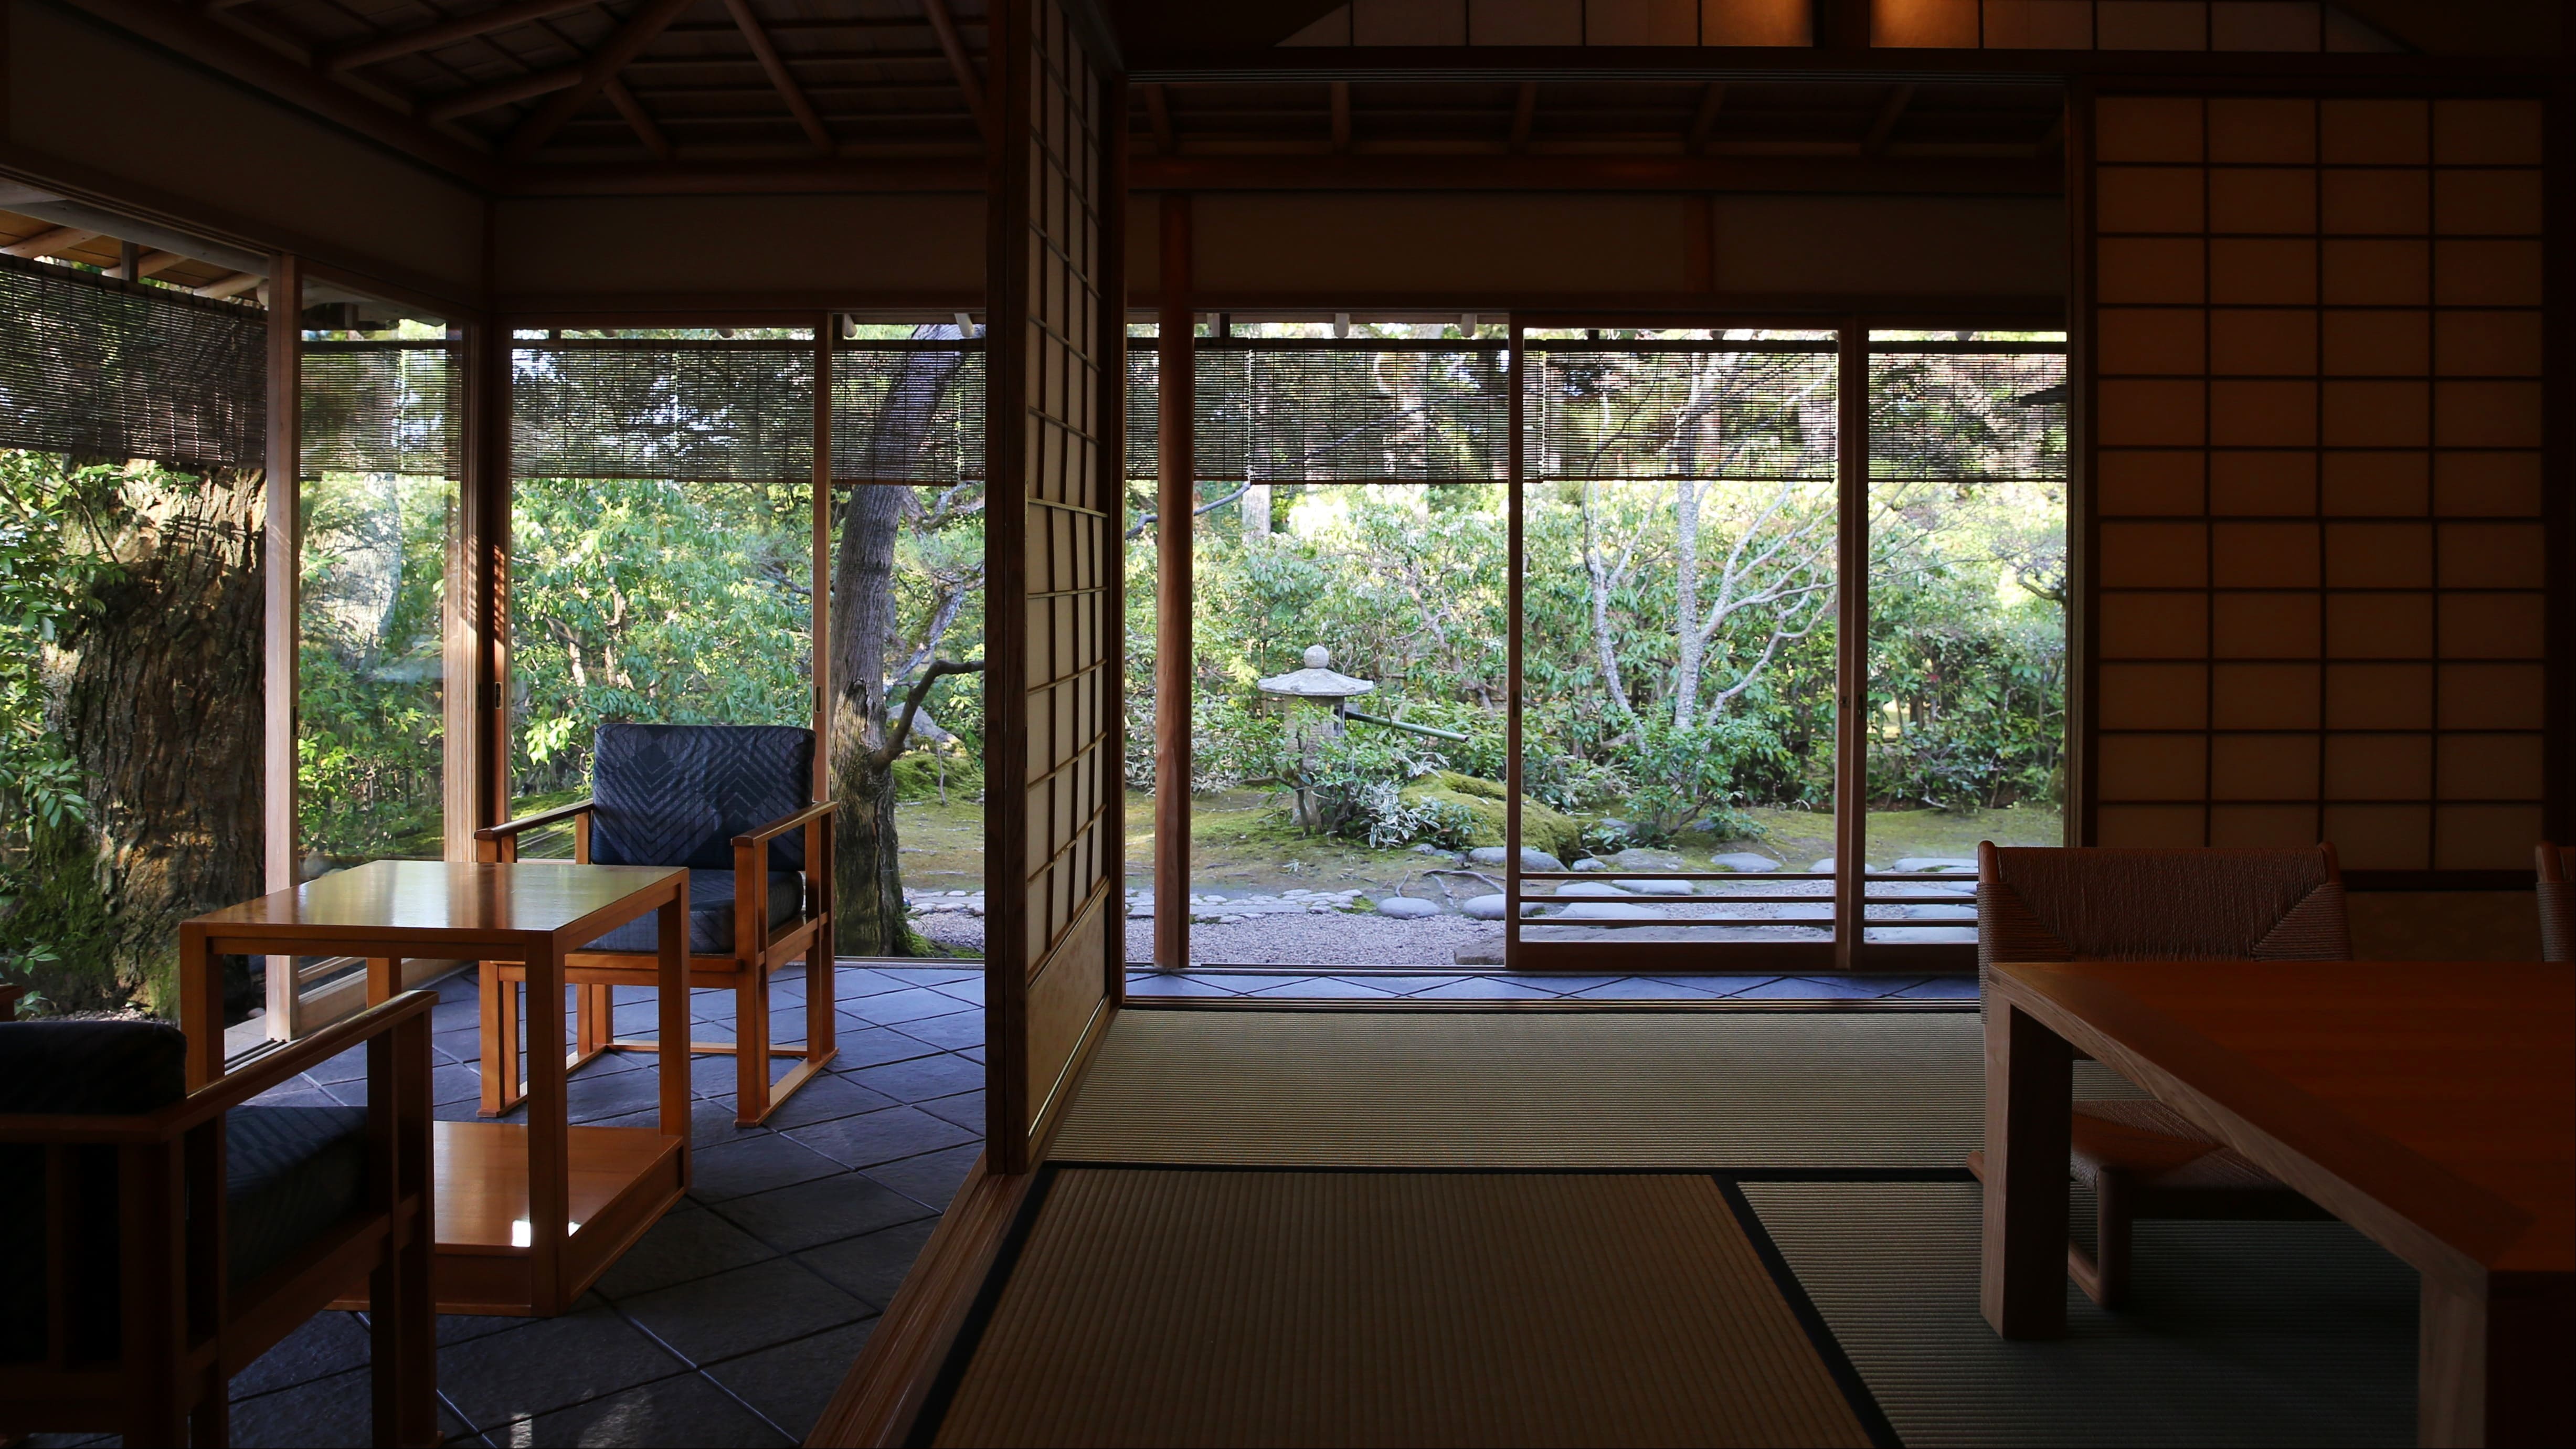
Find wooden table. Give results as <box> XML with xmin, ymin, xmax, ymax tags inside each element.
<box><xmin>1983</xmin><ymin>960</ymin><xmax>2573</xmax><ymax>1448</ymax></box>
<box><xmin>180</xmin><ymin>859</ymin><xmax>693</xmax><ymax>1317</ymax></box>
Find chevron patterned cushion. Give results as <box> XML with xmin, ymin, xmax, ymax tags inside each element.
<box><xmin>580</xmin><ymin>868</ymin><xmax>805</xmax><ymax>954</ymax></box>
<box><xmin>590</xmin><ymin>723</ymin><xmax>814</xmax><ymax>873</ymax></box>
<box><xmin>224</xmin><ymin>1105</ymin><xmax>370</xmax><ymax>1290</ymax></box>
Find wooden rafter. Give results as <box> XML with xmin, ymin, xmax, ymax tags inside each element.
<box><xmin>918</xmin><ymin>0</ymin><xmax>988</xmax><ymax>139</ymax></box>
<box><xmin>2</xmin><ymin>225</ymin><xmax>101</xmax><ymax>258</ymax></box>
<box><xmin>423</xmin><ymin>65</ymin><xmax>585</xmax><ymax>123</ymax></box>
<box><xmin>722</xmin><ymin>0</ymin><xmax>835</xmax><ymax>152</ymax></box>
<box><xmin>322</xmin><ymin>0</ymin><xmax>603</xmax><ymax>73</ymax></box>
<box><xmin>1862</xmin><ymin>82</ymin><xmax>1915</xmax><ymax>156</ymax></box>
<box><xmin>601</xmin><ymin>74</ymin><xmax>675</xmax><ymax>160</ymax></box>
<box><xmin>1687</xmin><ymin>82</ymin><xmax>1726</xmax><ymax>153</ymax></box>
<box><xmin>195</xmin><ymin>271</ymin><xmax>263</xmax><ymax>300</ymax></box>
<box><xmin>133</xmin><ymin>250</ymin><xmax>189</xmax><ymax>279</ymax></box>
<box><xmin>502</xmin><ymin>0</ymin><xmax>702</xmax><ymax>162</ymax></box>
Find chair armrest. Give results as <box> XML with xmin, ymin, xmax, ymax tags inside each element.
<box><xmin>474</xmin><ymin>798</ymin><xmax>594</xmax><ymax>843</ymax></box>
<box><xmin>732</xmin><ymin>799</ymin><xmax>838</xmax><ymax>851</ymax></box>
<box><xmin>0</xmin><ymin>991</ymin><xmax>439</xmax><ymax>1145</ymax></box>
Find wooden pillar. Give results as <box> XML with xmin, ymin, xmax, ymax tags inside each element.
<box><xmin>1503</xmin><ymin>321</ymin><xmax>1524</xmax><ymax>967</ymax></box>
<box><xmin>1154</xmin><ymin>193</ymin><xmax>1193</xmax><ymax>970</ymax></box>
<box><xmin>1099</xmin><ymin>88</ymin><xmax>1129</xmax><ymax>1003</ymax></box>
<box><xmin>1832</xmin><ymin>322</ymin><xmax>1868</xmax><ymax>969</ymax></box>
<box><xmin>263</xmin><ymin>254</ymin><xmax>302</xmax><ymax>1038</ymax></box>
<box><xmin>456</xmin><ymin>315</ymin><xmax>513</xmax><ymax>837</ymax></box>
<box><xmin>812</xmin><ymin>314</ymin><xmax>835</xmax><ymax>802</ymax></box>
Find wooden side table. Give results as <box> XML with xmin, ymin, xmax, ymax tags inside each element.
<box><xmin>180</xmin><ymin>860</ymin><xmax>693</xmax><ymax>1316</ymax></box>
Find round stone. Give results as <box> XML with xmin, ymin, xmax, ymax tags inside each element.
<box><xmin>1615</xmin><ymin>878</ymin><xmax>1696</xmax><ymax>896</ymax></box>
<box><xmin>1375</xmin><ymin>896</ymin><xmax>1441</xmax><ymax>919</ymax></box>
<box><xmin>1551</xmin><ymin>902</ymin><xmax>1665</xmax><ymax>922</ymax></box>
<box><xmin>1891</xmin><ymin>856</ymin><xmax>1980</xmax><ymax>874</ymax></box>
<box><xmin>1708</xmin><ymin>852</ymin><xmax>1784</xmax><ymax>873</ymax></box>
<box><xmin>1571</xmin><ymin>858</ymin><xmax>1607</xmax><ymax>872</ymax></box>
<box><xmin>1461</xmin><ymin>894</ymin><xmax>1507</xmax><ymax>921</ymax></box>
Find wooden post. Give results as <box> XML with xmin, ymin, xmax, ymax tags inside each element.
<box><xmin>1980</xmin><ymin>997</ymin><xmax>2072</xmax><ymax>1339</ymax></box>
<box><xmin>1154</xmin><ymin>193</ymin><xmax>1194</xmax><ymax>970</ymax></box>
<box><xmin>1832</xmin><ymin>322</ymin><xmax>1867</xmax><ymax>969</ymax></box>
<box><xmin>1504</xmin><ymin>320</ymin><xmax>1524</xmax><ymax>967</ymax></box>
<box><xmin>813</xmin><ymin>313</ymin><xmax>835</xmax><ymax>803</ymax></box>
<box><xmin>1099</xmin><ymin>86</ymin><xmax>1129</xmax><ymax>1006</ymax></box>
<box><xmin>264</xmin><ymin>253</ymin><xmax>302</xmax><ymax>1040</ymax></box>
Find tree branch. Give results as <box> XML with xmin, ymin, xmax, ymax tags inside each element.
<box><xmin>871</xmin><ymin>657</ymin><xmax>983</xmax><ymax>768</ymax></box>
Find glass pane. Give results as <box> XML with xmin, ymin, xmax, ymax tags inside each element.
<box><xmin>297</xmin><ymin>469</ymin><xmax>450</xmax><ymax>869</ymax></box>
<box><xmin>508</xmin><ymin>478</ymin><xmax>813</xmax><ymax>848</ymax></box>
<box><xmin>1518</xmin><ymin>341</ymin><xmax>1841</xmax><ymax>950</ymax></box>
<box><xmin>1190</xmin><ymin>481</ymin><xmax>1510</xmax><ymax>968</ymax></box>
<box><xmin>1863</xmin><ymin>337</ymin><xmax>2069</xmax><ymax>944</ymax></box>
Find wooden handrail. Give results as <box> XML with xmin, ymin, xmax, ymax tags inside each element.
<box><xmin>733</xmin><ymin>798</ymin><xmax>838</xmax><ymax>851</ymax></box>
<box><xmin>0</xmin><ymin>991</ymin><xmax>437</xmax><ymax>1144</ymax></box>
<box><xmin>473</xmin><ymin>797</ymin><xmax>594</xmax><ymax>842</ymax></box>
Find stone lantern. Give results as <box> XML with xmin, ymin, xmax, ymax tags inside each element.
<box><xmin>1257</xmin><ymin>645</ymin><xmax>1374</xmax><ymax>830</ymax></box>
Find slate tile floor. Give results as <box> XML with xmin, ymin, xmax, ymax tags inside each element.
<box><xmin>43</xmin><ymin>961</ymin><xmax>1968</xmax><ymax>1447</ymax></box>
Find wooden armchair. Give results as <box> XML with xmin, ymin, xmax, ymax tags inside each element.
<box><xmin>0</xmin><ymin>991</ymin><xmax>437</xmax><ymax>1446</ymax></box>
<box><xmin>478</xmin><ymin>722</ymin><xmax>838</xmax><ymax>1125</ymax></box>
<box><xmin>2539</xmin><ymin>843</ymin><xmax>2573</xmax><ymax>964</ymax></box>
<box><xmin>1967</xmin><ymin>842</ymin><xmax>2347</xmax><ymax>1307</ymax></box>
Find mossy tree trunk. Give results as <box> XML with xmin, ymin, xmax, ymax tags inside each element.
<box><xmin>36</xmin><ymin>465</ymin><xmax>267</xmax><ymax>1014</ymax></box>
<box><xmin>828</xmin><ymin>480</ymin><xmax>911</xmax><ymax>955</ymax></box>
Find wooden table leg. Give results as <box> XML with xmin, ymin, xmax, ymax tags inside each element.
<box><xmin>658</xmin><ymin>890</ymin><xmax>691</xmax><ymax>1184</ymax></box>
<box><xmin>178</xmin><ymin>923</ymin><xmax>223</xmax><ymax>1090</ymax></box>
<box><xmin>2421</xmin><ymin>1270</ymin><xmax>2576</xmax><ymax>1448</ymax></box>
<box><xmin>367</xmin><ymin>956</ymin><xmax>401</xmax><ymax>1007</ymax></box>
<box><xmin>525</xmin><ymin>938</ymin><xmax>569</xmax><ymax>1315</ymax></box>
<box><xmin>1981</xmin><ymin>998</ymin><xmax>2073</xmax><ymax>1338</ymax></box>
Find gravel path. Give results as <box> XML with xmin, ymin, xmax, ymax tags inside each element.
<box><xmin>910</xmin><ymin>911</ymin><xmax>1503</xmax><ymax>967</ymax></box>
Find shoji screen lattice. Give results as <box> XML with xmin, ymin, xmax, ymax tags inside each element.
<box><xmin>2085</xmin><ymin>93</ymin><xmax>2551</xmax><ymax>877</ymax></box>
<box><xmin>985</xmin><ymin>0</ymin><xmax>1124</xmax><ymax>1171</ymax></box>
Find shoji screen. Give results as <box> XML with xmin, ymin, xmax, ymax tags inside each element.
<box><xmin>985</xmin><ymin>0</ymin><xmax>1125</xmax><ymax>1171</ymax></box>
<box><xmin>2085</xmin><ymin>91</ymin><xmax>2554</xmax><ymax>880</ymax></box>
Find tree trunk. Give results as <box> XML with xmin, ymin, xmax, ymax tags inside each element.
<box><xmin>827</xmin><ymin>342</ymin><xmax>968</xmax><ymax>956</ymax></box>
<box><xmin>38</xmin><ymin>465</ymin><xmax>267</xmax><ymax>1014</ymax></box>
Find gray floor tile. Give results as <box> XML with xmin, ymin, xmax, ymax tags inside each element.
<box><xmin>825</xmin><ymin>1024</ymin><xmax>946</xmax><ymax>1069</ymax></box>
<box><xmin>842</xmin><ymin>987</ymin><xmax>977</xmax><ymax>1025</ymax></box>
<box><xmin>591</xmin><ymin>1207</ymin><xmax>780</xmax><ymax>1300</ymax></box>
<box><xmin>785</xmin><ymin>1105</ymin><xmax>977</xmax><ymax>1170</ymax></box>
<box><xmin>1411</xmin><ymin>977</ymin><xmax>1559</xmax><ymax>999</ymax></box>
<box><xmin>703</xmin><ymin>1321</ymin><xmax>877</xmax><ymax>1441</ymax></box>
<box><xmin>863</xmin><ymin>1144</ymin><xmax>982</xmax><ymax>1213</ymax></box>
<box><xmin>231</xmin><ymin>1309</ymin><xmax>372</xmax><ymax>1397</ymax></box>
<box><xmin>503</xmin><ymin>1371</ymin><xmax>790</xmax><ymax>1447</ymax></box>
<box><xmin>1251</xmin><ymin>977</ymin><xmax>1394</xmax><ymax>998</ymax></box>
<box><xmin>928</xmin><ymin>978</ymin><xmax>985</xmax><ymax>1006</ymax></box>
<box><xmin>248</xmin><ymin>1084</ymin><xmax>342</xmax><ymax>1110</ymax></box>
<box><xmin>560</xmin><ymin>1064</ymin><xmax>673</xmax><ymax>1123</ymax></box>
<box><xmin>842</xmin><ymin>1052</ymin><xmax>982</xmax><ymax>1103</ymax></box>
<box><xmin>1345</xmin><ymin>975</ymin><xmax>1466</xmax><ymax>994</ymax></box>
<box><xmin>756</xmin><ymin>1072</ymin><xmax>901</xmax><ymax>1130</ymax></box>
<box><xmin>227</xmin><ymin>1365</ymin><xmax>478</xmax><ymax>1447</ymax></box>
<box><xmin>305</xmin><ymin>1044</ymin><xmax>372</xmax><ymax>1085</ymax></box>
<box><xmin>709</xmin><ymin>1173</ymin><xmax>932</xmax><ymax>1254</ymax></box>
<box><xmin>830</xmin><ymin>967</ymin><xmax>917</xmax><ymax>998</ymax></box>
<box><xmin>1122</xmin><ymin>974</ymin><xmax>1240</xmax><ymax>996</ymax></box>
<box><xmin>1566</xmin><ymin>977</ymin><xmax>1724</xmax><ymax>999</ymax></box>
<box><xmin>617</xmin><ymin>1258</ymin><xmax>870</xmax><ymax>1366</ymax></box>
<box><xmin>917</xmin><ymin>1090</ymin><xmax>984</xmax><ymax>1130</ymax></box>
<box><xmin>893</xmin><ymin>1010</ymin><xmax>982</xmax><ymax>1050</ymax></box>
<box><xmin>870</xmin><ymin>966</ymin><xmax>980</xmax><ymax>985</ymax></box>
<box><xmin>1733</xmin><ymin>975</ymin><xmax>1889</xmax><ymax>1000</ymax></box>
<box><xmin>1893</xmin><ymin>976</ymin><xmax>1982</xmax><ymax>999</ymax></box>
<box><xmin>685</xmin><ymin>1134</ymin><xmax>845</xmax><ymax>1203</ymax></box>
<box><xmin>438</xmin><ymin>1303</ymin><xmax>688</xmax><ymax>1426</ymax></box>
<box><xmin>796</xmin><ymin>1219</ymin><xmax>938</xmax><ymax>1309</ymax></box>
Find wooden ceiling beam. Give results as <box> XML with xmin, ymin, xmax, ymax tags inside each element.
<box><xmin>502</xmin><ymin>0</ymin><xmax>701</xmax><ymax>162</ymax></box>
<box><xmin>422</xmin><ymin>64</ymin><xmax>585</xmax><ymax>123</ymax></box>
<box><xmin>321</xmin><ymin>0</ymin><xmax>603</xmax><ymax>72</ymax></box>
<box><xmin>194</xmin><ymin>271</ymin><xmax>264</xmax><ymax>300</ymax></box>
<box><xmin>918</xmin><ymin>0</ymin><xmax>988</xmax><ymax>141</ymax></box>
<box><xmin>1129</xmin><ymin>152</ymin><xmax>2059</xmax><ymax>194</ymax></box>
<box><xmin>1507</xmin><ymin>80</ymin><xmax>1536</xmax><ymax>154</ymax></box>
<box><xmin>722</xmin><ymin>0</ymin><xmax>835</xmax><ymax>152</ymax></box>
<box><xmin>54</xmin><ymin>0</ymin><xmax>499</xmax><ymax>184</ymax></box>
<box><xmin>2</xmin><ymin>225</ymin><xmax>102</xmax><ymax>258</ymax></box>
<box><xmin>133</xmin><ymin>249</ymin><xmax>191</xmax><ymax>279</ymax></box>
<box><xmin>601</xmin><ymin>74</ymin><xmax>674</xmax><ymax>160</ymax></box>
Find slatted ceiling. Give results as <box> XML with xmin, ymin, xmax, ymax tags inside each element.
<box><xmin>2085</xmin><ymin>93</ymin><xmax>2548</xmax><ymax>874</ymax></box>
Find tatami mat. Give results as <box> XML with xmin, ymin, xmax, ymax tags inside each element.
<box><xmin>931</xmin><ymin>1169</ymin><xmax>1874</xmax><ymax>1448</ymax></box>
<box><xmin>1740</xmin><ymin>1181</ymin><xmax>2415</xmax><ymax>1447</ymax></box>
<box><xmin>1049</xmin><ymin>1009</ymin><xmax>2139</xmax><ymax>1168</ymax></box>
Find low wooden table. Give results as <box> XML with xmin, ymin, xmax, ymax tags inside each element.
<box><xmin>1983</xmin><ymin>959</ymin><xmax>2573</xmax><ymax>1448</ymax></box>
<box><xmin>180</xmin><ymin>860</ymin><xmax>693</xmax><ymax>1316</ymax></box>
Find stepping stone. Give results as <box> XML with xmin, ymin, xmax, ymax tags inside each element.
<box><xmin>1570</xmin><ymin>858</ymin><xmax>1607</xmax><ymax>872</ymax></box>
<box><xmin>1809</xmin><ymin>857</ymin><xmax>1836</xmax><ymax>873</ymax></box>
<box><xmin>1605</xmin><ymin>848</ymin><xmax>1687</xmax><ymax>872</ymax></box>
<box><xmin>1903</xmin><ymin>903</ymin><xmax>1976</xmax><ymax>921</ymax></box>
<box><xmin>1375</xmin><ymin>896</ymin><xmax>1440</xmax><ymax>919</ymax></box>
<box><xmin>1467</xmin><ymin>846</ymin><xmax>1566</xmax><ymax>872</ymax></box>
<box><xmin>1615</xmin><ymin>879</ymin><xmax>1696</xmax><ymax>896</ymax></box>
<box><xmin>1460</xmin><ymin>894</ymin><xmax>1507</xmax><ymax>921</ymax></box>
<box><xmin>1891</xmin><ymin>856</ymin><xmax>1980</xmax><ymax>873</ymax></box>
<box><xmin>1708</xmin><ymin>852</ymin><xmax>1783</xmax><ymax>873</ymax></box>
<box><xmin>1551</xmin><ymin>902</ymin><xmax>1665</xmax><ymax>922</ymax></box>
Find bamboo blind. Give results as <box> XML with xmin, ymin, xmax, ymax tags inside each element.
<box><xmin>2087</xmin><ymin>94</ymin><xmax>2548</xmax><ymax>873</ymax></box>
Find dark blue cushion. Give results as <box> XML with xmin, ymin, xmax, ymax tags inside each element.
<box><xmin>0</xmin><ymin>1020</ymin><xmax>186</xmax><ymax>1362</ymax></box>
<box><xmin>224</xmin><ymin>1105</ymin><xmax>369</xmax><ymax>1291</ymax></box>
<box><xmin>581</xmin><ymin>869</ymin><xmax>804</xmax><ymax>955</ymax></box>
<box><xmin>590</xmin><ymin>723</ymin><xmax>813</xmax><ymax>873</ymax></box>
